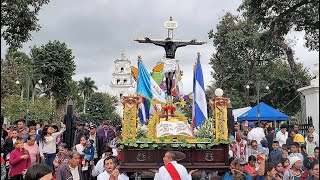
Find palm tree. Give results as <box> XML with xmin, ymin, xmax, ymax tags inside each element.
<box><xmin>78</xmin><ymin>77</ymin><xmax>98</xmax><ymax>113</ymax></box>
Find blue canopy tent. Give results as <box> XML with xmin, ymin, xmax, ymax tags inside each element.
<box><xmin>237</xmin><ymin>102</ymin><xmax>289</xmax><ymax>121</ymax></box>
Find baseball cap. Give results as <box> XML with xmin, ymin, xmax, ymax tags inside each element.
<box><xmin>248</xmin><ymin>122</ymin><xmax>255</xmax><ymax>128</ymax></box>
<box><xmin>90</xmin><ymin>124</ymin><xmax>97</xmax><ymax>129</ymax></box>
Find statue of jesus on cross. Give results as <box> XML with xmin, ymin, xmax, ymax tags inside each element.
<box><xmin>135</xmin><ymin>17</ymin><xmax>206</xmax><ymax>97</ymax></box>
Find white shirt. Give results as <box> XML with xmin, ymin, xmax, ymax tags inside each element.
<box><xmin>75</xmin><ymin>144</ymin><xmax>85</xmax><ymax>154</ymax></box>
<box><xmin>97</xmin><ymin>171</ymin><xmax>129</xmax><ymax>180</ymax></box>
<box><xmin>39</xmin><ymin>127</ymin><xmax>66</xmax><ymax>156</ymax></box>
<box><xmin>276</xmin><ymin>131</ymin><xmax>288</xmax><ymax>147</ymax></box>
<box><xmin>91</xmin><ymin>157</ymin><xmax>106</xmax><ymax>177</ymax></box>
<box><xmin>154</xmin><ymin>161</ymin><xmax>192</xmax><ymax>180</ymax></box>
<box><xmin>69</xmin><ymin>165</ymin><xmax>80</xmax><ymax>180</ymax></box>
<box><xmin>247</xmin><ymin>127</ymin><xmax>265</xmax><ymax>144</ymax></box>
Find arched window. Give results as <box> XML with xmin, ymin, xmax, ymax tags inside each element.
<box><xmin>124</xmin><ymin>79</ymin><xmax>127</xmax><ymax>84</ymax></box>
<box><xmin>120</xmin><ymin>67</ymin><xmax>124</xmax><ymax>72</ymax></box>
<box><xmin>117</xmin><ymin>79</ymin><xmax>120</xmax><ymax>84</ymax></box>
<box><xmin>120</xmin><ymin>93</ymin><xmax>123</xmax><ymax>99</ymax></box>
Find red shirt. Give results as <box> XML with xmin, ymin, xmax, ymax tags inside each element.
<box><xmin>245</xmin><ymin>164</ymin><xmax>256</xmax><ymax>177</ymax></box>
<box><xmin>9</xmin><ymin>149</ymin><xmax>31</xmax><ymax>177</ymax></box>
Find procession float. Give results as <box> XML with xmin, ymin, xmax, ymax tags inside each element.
<box><xmin>117</xmin><ymin>17</ymin><xmax>231</xmax><ymax>178</ymax></box>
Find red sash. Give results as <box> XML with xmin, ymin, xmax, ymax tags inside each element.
<box><xmin>164</xmin><ymin>163</ymin><xmax>181</xmax><ymax>180</ymax></box>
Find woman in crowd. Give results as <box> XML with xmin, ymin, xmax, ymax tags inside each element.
<box><xmin>51</xmin><ymin>125</ymin><xmax>62</xmax><ymax>146</ymax></box>
<box><xmin>23</xmin><ymin>126</ymin><xmax>40</xmax><ymax>145</ymax></box>
<box><xmin>306</xmin><ymin>133</ymin><xmax>317</xmax><ymax>157</ymax></box>
<box><xmin>274</xmin><ymin>161</ymin><xmax>284</xmax><ymax>180</ymax></box>
<box><xmin>9</xmin><ymin>138</ymin><xmax>31</xmax><ymax>180</ymax></box>
<box><xmin>283</xmin><ymin>156</ymin><xmax>303</xmax><ymax>180</ymax></box>
<box><xmin>53</xmin><ymin>143</ymin><xmax>70</xmax><ymax>171</ymax></box>
<box><xmin>247</xmin><ymin>140</ymin><xmax>260</xmax><ymax>158</ymax></box>
<box><xmin>25</xmin><ymin>163</ymin><xmax>53</xmax><ymax>180</ymax></box>
<box><xmin>39</xmin><ymin>123</ymin><xmax>66</xmax><ymax>170</ymax></box>
<box><xmin>309</xmin><ymin>160</ymin><xmax>319</xmax><ymax>180</ymax></box>
<box><xmin>24</xmin><ymin>135</ymin><xmax>39</xmax><ymax>166</ymax></box>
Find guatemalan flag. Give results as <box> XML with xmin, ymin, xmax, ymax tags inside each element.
<box><xmin>137</xmin><ymin>60</ymin><xmax>166</xmax><ymax>103</ymax></box>
<box><xmin>138</xmin><ymin>97</ymin><xmax>150</xmax><ymax>124</ymax></box>
<box><xmin>192</xmin><ymin>54</ymin><xmax>208</xmax><ymax>127</ymax></box>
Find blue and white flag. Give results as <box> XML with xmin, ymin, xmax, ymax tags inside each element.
<box><xmin>138</xmin><ymin>97</ymin><xmax>150</xmax><ymax>124</ymax></box>
<box><xmin>192</xmin><ymin>55</ymin><xmax>208</xmax><ymax>127</ymax></box>
<box><xmin>137</xmin><ymin>60</ymin><xmax>166</xmax><ymax>103</ymax></box>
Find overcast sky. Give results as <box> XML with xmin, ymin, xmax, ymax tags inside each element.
<box><xmin>1</xmin><ymin>0</ymin><xmax>319</xmax><ymax>95</ymax></box>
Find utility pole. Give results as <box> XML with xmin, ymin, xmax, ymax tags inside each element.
<box><xmin>26</xmin><ymin>75</ymin><xmax>31</xmax><ymax>126</ymax></box>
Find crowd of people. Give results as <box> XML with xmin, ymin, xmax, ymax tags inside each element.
<box><xmin>0</xmin><ymin>118</ymin><xmax>319</xmax><ymax>180</ymax></box>
<box><xmin>226</xmin><ymin>122</ymin><xmax>319</xmax><ymax>180</ymax></box>
<box><xmin>1</xmin><ymin>119</ymin><xmax>124</xmax><ymax>180</ymax></box>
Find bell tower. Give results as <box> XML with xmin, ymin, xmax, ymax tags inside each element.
<box><xmin>110</xmin><ymin>53</ymin><xmax>136</xmax><ymax>99</ymax></box>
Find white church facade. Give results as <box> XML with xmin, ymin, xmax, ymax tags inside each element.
<box><xmin>110</xmin><ymin>54</ymin><xmax>136</xmax><ymax>117</ymax></box>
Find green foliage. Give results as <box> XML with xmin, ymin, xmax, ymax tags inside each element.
<box><xmin>1</xmin><ymin>51</ymin><xmax>32</xmax><ymax>98</ymax></box>
<box><xmin>240</xmin><ymin>0</ymin><xmax>319</xmax><ymax>51</ymax></box>
<box><xmin>1</xmin><ymin>95</ymin><xmax>54</xmax><ymax>124</ymax></box>
<box><xmin>86</xmin><ymin>92</ymin><xmax>118</xmax><ymax>125</ymax></box>
<box><xmin>259</xmin><ymin>61</ymin><xmax>311</xmax><ymax>115</ymax></box>
<box><xmin>1</xmin><ymin>0</ymin><xmax>50</xmax><ymax>51</ymax></box>
<box><xmin>118</xmin><ymin>138</ymin><xmax>230</xmax><ymax>149</ymax></box>
<box><xmin>196</xmin><ymin>118</ymin><xmax>214</xmax><ymax>139</ymax></box>
<box><xmin>239</xmin><ymin>0</ymin><xmax>318</xmax><ymax>90</ymax></box>
<box><xmin>31</xmin><ymin>40</ymin><xmax>76</xmax><ymax>108</ymax></box>
<box><xmin>78</xmin><ymin>77</ymin><xmax>98</xmax><ymax>113</ymax></box>
<box><xmin>79</xmin><ymin>113</ymin><xmax>93</xmax><ymax>122</ymax></box>
<box><xmin>78</xmin><ymin>77</ymin><xmax>98</xmax><ymax>100</ymax></box>
<box><xmin>208</xmin><ymin>13</ymin><xmax>311</xmax><ymax>115</ymax></box>
<box><xmin>136</xmin><ymin>125</ymin><xmax>148</xmax><ymax>139</ymax></box>
<box><xmin>1</xmin><ymin>95</ymin><xmax>26</xmax><ymax>122</ymax></box>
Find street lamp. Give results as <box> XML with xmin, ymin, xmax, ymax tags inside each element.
<box><xmin>246</xmin><ymin>81</ymin><xmax>270</xmax><ymax>125</ymax></box>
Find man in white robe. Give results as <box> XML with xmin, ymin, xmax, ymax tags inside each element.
<box><xmin>97</xmin><ymin>156</ymin><xmax>129</xmax><ymax>180</ymax></box>
<box><xmin>152</xmin><ymin>151</ymin><xmax>196</xmax><ymax>180</ymax></box>
<box><xmin>91</xmin><ymin>147</ymin><xmax>113</xmax><ymax>177</ymax></box>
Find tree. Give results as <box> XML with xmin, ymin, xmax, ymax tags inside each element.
<box><xmin>239</xmin><ymin>0</ymin><xmax>319</xmax><ymax>120</ymax></box>
<box><xmin>208</xmin><ymin>13</ymin><xmax>276</xmax><ymax>108</ymax></box>
<box><xmin>1</xmin><ymin>95</ymin><xmax>54</xmax><ymax>124</ymax></box>
<box><xmin>31</xmin><ymin>40</ymin><xmax>76</xmax><ymax>119</ymax></box>
<box><xmin>86</xmin><ymin>92</ymin><xmax>119</xmax><ymax>125</ymax></box>
<box><xmin>1</xmin><ymin>51</ymin><xmax>31</xmax><ymax>99</ymax></box>
<box><xmin>78</xmin><ymin>77</ymin><xmax>98</xmax><ymax>113</ymax></box>
<box><xmin>67</xmin><ymin>80</ymin><xmax>83</xmax><ymax>114</ymax></box>
<box><xmin>1</xmin><ymin>0</ymin><xmax>50</xmax><ymax>51</ymax></box>
<box><xmin>208</xmin><ymin>13</ymin><xmax>311</xmax><ymax>115</ymax></box>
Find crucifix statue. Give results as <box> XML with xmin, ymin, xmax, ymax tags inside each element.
<box><xmin>135</xmin><ymin>17</ymin><xmax>206</xmax><ymax>97</ymax></box>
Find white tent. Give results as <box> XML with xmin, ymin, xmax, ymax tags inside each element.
<box><xmin>232</xmin><ymin>107</ymin><xmax>252</xmax><ymax>122</ymax></box>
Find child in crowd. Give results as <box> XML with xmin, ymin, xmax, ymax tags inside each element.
<box><xmin>282</xmin><ymin>157</ymin><xmax>290</xmax><ymax>173</ymax></box>
<box><xmin>9</xmin><ymin>138</ymin><xmax>31</xmax><ymax>180</ymax></box>
<box><xmin>245</xmin><ymin>155</ymin><xmax>257</xmax><ymax>178</ymax></box>
<box><xmin>288</xmin><ymin>142</ymin><xmax>304</xmax><ymax>162</ymax></box>
<box><xmin>282</xmin><ymin>146</ymin><xmax>289</xmax><ymax>158</ymax></box>
<box><xmin>269</xmin><ymin>141</ymin><xmax>282</xmax><ymax>166</ymax></box>
<box><xmin>82</xmin><ymin>139</ymin><xmax>95</xmax><ymax>172</ymax></box>
<box><xmin>274</xmin><ymin>161</ymin><xmax>284</xmax><ymax>180</ymax></box>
